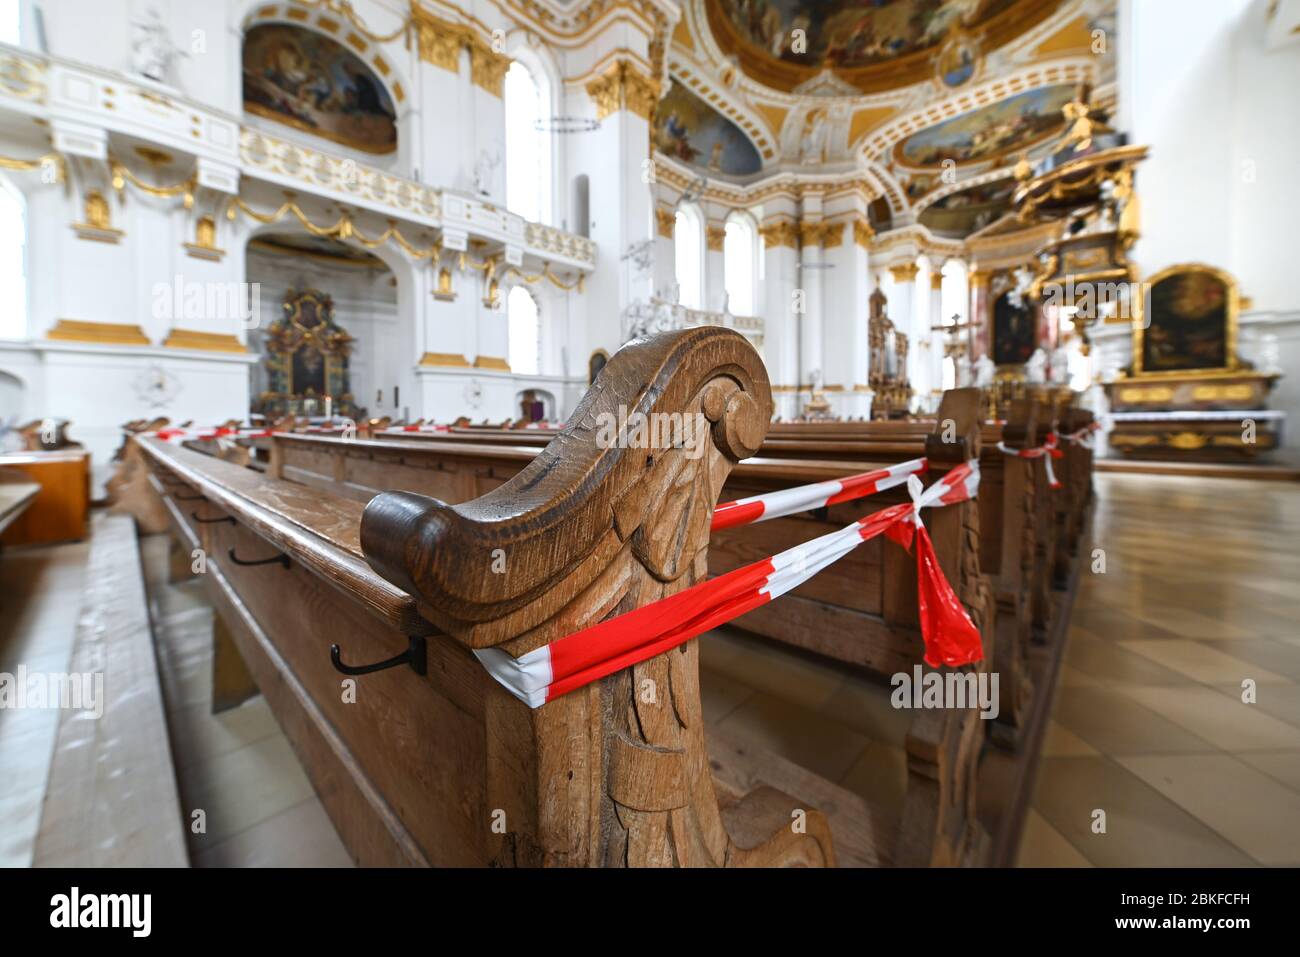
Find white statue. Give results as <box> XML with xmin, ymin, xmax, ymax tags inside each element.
<box><xmin>1049</xmin><ymin>346</ymin><xmax>1072</xmax><ymax>385</ymax></box>
<box><xmin>472</xmin><ymin>149</ymin><xmax>501</xmax><ymax>197</ymax></box>
<box><xmin>1025</xmin><ymin>347</ymin><xmax>1049</xmax><ymax>385</ymax></box>
<box><xmin>799</xmin><ymin>109</ymin><xmax>828</xmax><ymax>165</ymax></box>
<box><xmin>131</xmin><ymin>7</ymin><xmax>187</xmax><ymax>86</ymax></box>
<box><xmin>954</xmin><ymin>354</ymin><xmax>973</xmax><ymax>388</ymax></box>
<box><xmin>973</xmin><ymin>355</ymin><xmax>996</xmax><ymax>388</ymax></box>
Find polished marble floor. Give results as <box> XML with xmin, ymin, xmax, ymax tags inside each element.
<box><xmin>699</xmin><ymin>473</ymin><xmax>1300</xmax><ymax>866</ymax></box>
<box><xmin>1</xmin><ymin>472</ymin><xmax>1296</xmax><ymax>866</ymax></box>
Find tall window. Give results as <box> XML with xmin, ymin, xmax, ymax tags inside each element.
<box><xmin>507</xmin><ymin>286</ymin><xmax>540</xmax><ymax>376</ymax></box>
<box><xmin>673</xmin><ymin>204</ymin><xmax>703</xmax><ymax>310</ymax></box>
<box><xmin>504</xmin><ymin>61</ymin><xmax>551</xmax><ymax>224</ymax></box>
<box><xmin>0</xmin><ymin>178</ymin><xmax>26</xmax><ymax>340</ymax></box>
<box><xmin>939</xmin><ymin>260</ymin><xmax>969</xmax><ymax>391</ymax></box>
<box><xmin>0</xmin><ymin>0</ymin><xmax>19</xmax><ymax>45</ymax></box>
<box><xmin>723</xmin><ymin>215</ymin><xmax>756</xmax><ymax>316</ymax></box>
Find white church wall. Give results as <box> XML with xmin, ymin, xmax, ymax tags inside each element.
<box><xmin>1120</xmin><ymin>0</ymin><xmax>1300</xmax><ymax>457</ymax></box>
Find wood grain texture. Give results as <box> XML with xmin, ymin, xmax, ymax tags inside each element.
<box><xmin>361</xmin><ymin>327</ymin><xmax>836</xmax><ymax>868</ymax></box>
<box><xmin>33</xmin><ymin>513</ymin><xmax>189</xmax><ymax>867</ymax></box>
<box><xmin>0</xmin><ymin>450</ymin><xmax>90</xmax><ymax>546</ymax></box>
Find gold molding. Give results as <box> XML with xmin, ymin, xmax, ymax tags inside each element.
<box><xmin>474</xmin><ymin>355</ymin><xmax>511</xmax><ymax>371</ymax></box>
<box><xmin>759</xmin><ymin>220</ymin><xmax>798</xmax><ymax>249</ymax></box>
<box><xmin>46</xmin><ymin>319</ymin><xmax>150</xmax><ymax>346</ymax></box>
<box><xmin>655</xmin><ymin>207</ymin><xmax>675</xmax><ymax>238</ymax></box>
<box><xmin>418</xmin><ymin>351</ymin><xmax>471</xmax><ymax>368</ymax></box>
<box><xmin>470</xmin><ymin>43</ymin><xmax>510</xmax><ymax>97</ymax></box>
<box><xmin>162</xmin><ymin>329</ymin><xmax>249</xmax><ymax>353</ymax></box>
<box><xmin>411</xmin><ymin>5</ymin><xmax>508</xmax><ymax>96</ymax></box>
<box><xmin>585</xmin><ymin>60</ymin><xmax>658</xmax><ymax>121</ymax></box>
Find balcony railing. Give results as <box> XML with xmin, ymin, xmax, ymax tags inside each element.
<box><xmin>0</xmin><ymin>43</ymin><xmax>596</xmax><ymax>271</ymax></box>
<box><xmin>622</xmin><ymin>299</ymin><xmax>764</xmax><ymax>346</ymax></box>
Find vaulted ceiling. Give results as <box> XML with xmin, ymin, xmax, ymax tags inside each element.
<box><xmin>661</xmin><ymin>0</ymin><xmax>1118</xmax><ymax>237</ymax></box>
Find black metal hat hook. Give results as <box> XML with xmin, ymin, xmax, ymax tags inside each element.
<box><xmin>330</xmin><ymin>635</ymin><xmax>427</xmax><ymax>677</ymax></box>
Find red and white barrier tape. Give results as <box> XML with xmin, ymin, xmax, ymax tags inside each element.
<box><xmin>996</xmin><ymin>433</ymin><xmax>1064</xmax><ymax>489</ymax></box>
<box><xmin>711</xmin><ymin>456</ymin><xmax>928</xmax><ymax>531</ymax></box>
<box><xmin>154</xmin><ymin>426</ymin><xmax>272</xmax><ymax>442</ymax></box>
<box><xmin>1055</xmin><ymin>421</ymin><xmax>1101</xmax><ymax>450</ymax></box>
<box><xmin>476</xmin><ymin>461</ymin><xmax>984</xmax><ymax>708</ymax></box>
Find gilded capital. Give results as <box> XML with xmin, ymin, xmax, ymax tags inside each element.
<box><xmin>852</xmin><ymin>219</ymin><xmax>874</xmax><ymax>248</ymax></box>
<box><xmin>889</xmin><ymin>263</ymin><xmax>920</xmax><ymax>283</ymax></box>
<box><xmin>470</xmin><ymin>41</ymin><xmax>509</xmax><ymax>97</ymax></box>
<box><xmin>655</xmin><ymin>207</ymin><xmax>675</xmax><ymax>238</ymax></box>
<box><xmin>585</xmin><ymin>61</ymin><xmax>658</xmax><ymax>121</ymax></box>
<box><xmin>706</xmin><ymin>224</ymin><xmax>726</xmax><ymax>251</ymax></box>
<box><xmin>759</xmin><ymin>220</ymin><xmax>798</xmax><ymax>249</ymax></box>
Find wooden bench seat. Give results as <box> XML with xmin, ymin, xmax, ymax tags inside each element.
<box><xmin>32</xmin><ymin>512</ymin><xmax>188</xmax><ymax>867</ymax></box>
<box><xmin>135</xmin><ymin>328</ymin><xmax>854</xmax><ymax>868</ymax></box>
<box><xmin>224</xmin><ymin>393</ymin><xmax>999</xmax><ymax>864</ymax></box>
<box><xmin>0</xmin><ymin>472</ymin><xmax>41</xmax><ymax>538</ymax></box>
<box><xmin>0</xmin><ymin>450</ymin><xmax>91</xmax><ymax>547</ymax></box>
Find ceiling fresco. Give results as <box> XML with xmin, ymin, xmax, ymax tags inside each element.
<box><xmin>243</xmin><ymin>23</ymin><xmax>398</xmax><ymax>154</ymax></box>
<box><xmin>895</xmin><ymin>83</ymin><xmax>1075</xmax><ymax>168</ymax></box>
<box><xmin>917</xmin><ymin>176</ymin><xmax>1017</xmax><ymax>236</ymax></box>
<box><xmin>704</xmin><ymin>0</ymin><xmax>1059</xmax><ymax>93</ymax></box>
<box><xmin>654</xmin><ymin>81</ymin><xmax>764</xmax><ymax>178</ymax></box>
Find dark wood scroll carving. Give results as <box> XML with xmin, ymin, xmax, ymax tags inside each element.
<box><xmin>360</xmin><ymin>327</ymin><xmax>836</xmax><ymax>868</ymax></box>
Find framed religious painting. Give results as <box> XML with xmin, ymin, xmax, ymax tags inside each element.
<box><xmin>1133</xmin><ymin>264</ymin><xmax>1239</xmax><ymax>375</ymax></box>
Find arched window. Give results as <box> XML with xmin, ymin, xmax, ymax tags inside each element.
<box><xmin>723</xmin><ymin>214</ymin><xmax>756</xmax><ymax>316</ymax></box>
<box><xmin>507</xmin><ymin>285</ymin><xmax>540</xmax><ymax>376</ymax></box>
<box><xmin>673</xmin><ymin>204</ymin><xmax>704</xmax><ymax>310</ymax></box>
<box><xmin>0</xmin><ymin>177</ymin><xmax>26</xmax><ymax>340</ymax></box>
<box><xmin>505</xmin><ymin>61</ymin><xmax>552</xmax><ymax>225</ymax></box>
<box><xmin>0</xmin><ymin>0</ymin><xmax>20</xmax><ymax>45</ymax></box>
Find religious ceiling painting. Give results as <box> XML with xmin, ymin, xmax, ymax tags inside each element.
<box><xmin>896</xmin><ymin>83</ymin><xmax>1075</xmax><ymax>168</ymax></box>
<box><xmin>704</xmin><ymin>0</ymin><xmax>1057</xmax><ymax>93</ymax></box>
<box><xmin>917</xmin><ymin>176</ymin><xmax>1016</xmax><ymax>236</ymax></box>
<box><xmin>1138</xmin><ymin>267</ymin><xmax>1235</xmax><ymax>374</ymax></box>
<box><xmin>243</xmin><ymin>23</ymin><xmax>397</xmax><ymax>154</ymax></box>
<box><xmin>654</xmin><ymin>81</ymin><xmax>763</xmax><ymax>177</ymax></box>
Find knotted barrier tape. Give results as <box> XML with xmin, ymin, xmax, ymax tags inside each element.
<box><xmin>1056</xmin><ymin>421</ymin><xmax>1101</xmax><ymax>450</ymax></box>
<box><xmin>996</xmin><ymin>433</ymin><xmax>1065</xmax><ymax>490</ymax></box>
<box><xmin>476</xmin><ymin>461</ymin><xmax>984</xmax><ymax>708</ymax></box>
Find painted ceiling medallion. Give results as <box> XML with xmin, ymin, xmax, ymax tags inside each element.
<box><xmin>895</xmin><ymin>83</ymin><xmax>1076</xmax><ymax>169</ymax></box>
<box><xmin>704</xmin><ymin>0</ymin><xmax>1059</xmax><ymax>94</ymax></box>
<box><xmin>654</xmin><ymin>81</ymin><xmax>763</xmax><ymax>178</ymax></box>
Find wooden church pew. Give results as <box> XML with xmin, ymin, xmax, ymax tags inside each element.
<box><xmin>135</xmin><ymin>328</ymin><xmax>854</xmax><ymax>868</ymax></box>
<box><xmin>207</xmin><ymin>395</ymin><xmax>1001</xmax><ymax>865</ymax></box>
